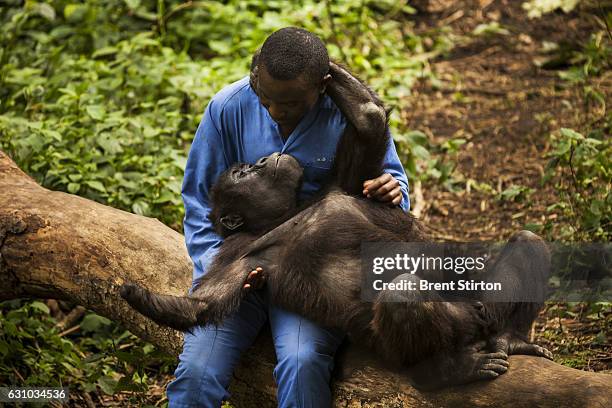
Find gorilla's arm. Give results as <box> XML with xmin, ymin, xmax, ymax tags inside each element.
<box><xmin>325</xmin><ymin>62</ymin><xmax>386</xmax><ymax>139</ymax></box>
<box><xmin>325</xmin><ymin>63</ymin><xmax>390</xmax><ymax>195</ymax></box>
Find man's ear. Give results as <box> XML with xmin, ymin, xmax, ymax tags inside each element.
<box><xmin>250</xmin><ymin>65</ymin><xmax>259</xmax><ymax>93</ymax></box>
<box><xmin>250</xmin><ymin>50</ymin><xmax>260</xmax><ymax>92</ymax></box>
<box><xmin>220</xmin><ymin>214</ymin><xmax>244</xmax><ymax>231</ymax></box>
<box><xmin>320</xmin><ymin>73</ymin><xmax>332</xmax><ymax>94</ymax></box>
<box><xmin>250</xmin><ymin>49</ymin><xmax>260</xmax><ymax>73</ymax></box>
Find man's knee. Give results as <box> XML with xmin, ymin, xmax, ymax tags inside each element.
<box><xmin>168</xmin><ymin>356</ymin><xmax>231</xmax><ymax>407</ymax></box>
<box><xmin>276</xmin><ymin>341</ymin><xmax>335</xmax><ymax>380</ymax></box>
<box><xmin>173</xmin><ymin>357</ymin><xmax>207</xmax><ymax>384</ymax></box>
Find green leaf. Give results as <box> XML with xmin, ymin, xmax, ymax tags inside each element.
<box><xmin>115</xmin><ymin>375</ymin><xmax>142</xmax><ymax>392</ymax></box>
<box><xmin>82</xmin><ymin>353</ymin><xmax>105</xmax><ymax>364</ymax></box>
<box><xmin>524</xmin><ymin>223</ymin><xmax>543</xmax><ymax>233</ymax></box>
<box><xmin>64</xmin><ymin>4</ymin><xmax>88</xmax><ymax>22</ymax></box>
<box><xmin>85</xmin><ymin>180</ymin><xmax>107</xmax><ymax>193</ymax></box>
<box><xmin>0</xmin><ymin>340</ymin><xmax>9</xmax><ymax>357</ymax></box>
<box><xmin>132</xmin><ymin>201</ymin><xmax>150</xmax><ymax>216</ymax></box>
<box><xmin>593</xmin><ymin>331</ymin><xmax>607</xmax><ymax>345</ymax></box>
<box><xmin>33</xmin><ymin>2</ymin><xmax>56</xmax><ymax>21</ymax></box>
<box><xmin>472</xmin><ymin>22</ymin><xmax>510</xmax><ymax>36</ymax></box>
<box><xmin>208</xmin><ymin>39</ymin><xmax>232</xmax><ymax>55</ymax></box>
<box><xmin>410</xmin><ymin>144</ymin><xmax>430</xmax><ymax>160</ymax></box>
<box><xmin>124</xmin><ymin>0</ymin><xmax>141</xmax><ymax>10</ymax></box>
<box><xmin>97</xmin><ymin>134</ymin><xmax>123</xmax><ymax>155</ymax></box>
<box><xmin>405</xmin><ymin>130</ymin><xmax>429</xmax><ymax>146</ymax></box>
<box><xmin>80</xmin><ymin>314</ymin><xmax>111</xmax><ymax>332</ymax></box>
<box><xmin>499</xmin><ymin>185</ymin><xmax>534</xmax><ymax>202</ymax></box>
<box><xmin>153</xmin><ymin>191</ymin><xmax>175</xmax><ymax>203</ymax></box>
<box><xmin>560</xmin><ymin>128</ymin><xmax>583</xmax><ymax>140</ymax></box>
<box><xmin>97</xmin><ymin>376</ymin><xmax>117</xmax><ymax>395</ymax></box>
<box><xmin>43</xmin><ymin>129</ymin><xmax>62</xmax><ymax>142</ymax></box>
<box><xmin>92</xmin><ymin>47</ymin><xmax>119</xmax><ymax>58</ymax></box>
<box><xmin>30</xmin><ymin>301</ymin><xmax>50</xmax><ymax>315</ymax></box>
<box><xmin>115</xmin><ymin>350</ymin><xmax>138</xmax><ymax>363</ymax></box>
<box><xmin>67</xmin><ymin>183</ymin><xmax>80</xmax><ymax>194</ymax></box>
<box><xmin>86</xmin><ymin>105</ymin><xmax>106</xmax><ymax>121</ymax></box>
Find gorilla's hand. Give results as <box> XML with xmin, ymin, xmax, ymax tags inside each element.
<box><xmin>363</xmin><ymin>173</ymin><xmax>403</xmax><ymax>206</ymax></box>
<box><xmin>458</xmin><ymin>341</ymin><xmax>510</xmax><ymax>381</ymax></box>
<box><xmin>243</xmin><ymin>266</ymin><xmax>266</xmax><ymax>291</ymax></box>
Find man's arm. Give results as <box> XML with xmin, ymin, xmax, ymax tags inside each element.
<box><xmin>182</xmin><ymin>101</ymin><xmax>230</xmax><ymax>286</ymax></box>
<box><xmin>377</xmin><ymin>135</ymin><xmax>411</xmax><ymax>212</ymax></box>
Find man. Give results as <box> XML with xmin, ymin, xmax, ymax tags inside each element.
<box><xmin>168</xmin><ymin>27</ymin><xmax>410</xmax><ymax>407</ymax></box>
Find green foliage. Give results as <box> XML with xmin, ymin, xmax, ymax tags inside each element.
<box><xmin>522</xmin><ymin>0</ymin><xmax>581</xmax><ymax>18</ymax></box>
<box><xmin>537</xmin><ymin>302</ymin><xmax>611</xmax><ymax>370</ymax></box>
<box><xmin>540</xmin><ymin>20</ymin><xmax>611</xmax><ymax>241</ymax></box>
<box><xmin>498</xmin><ymin>185</ymin><xmax>535</xmax><ymax>203</ymax></box>
<box><xmin>0</xmin><ymin>0</ymin><xmax>453</xmax><ymax>400</ymax></box>
<box><xmin>0</xmin><ymin>300</ymin><xmax>174</xmax><ymax>402</ymax></box>
<box><xmin>472</xmin><ymin>22</ymin><xmax>511</xmax><ymax>37</ymax></box>
<box><xmin>557</xmin><ymin>32</ymin><xmax>612</xmax><ymax>83</ymax></box>
<box><xmin>425</xmin><ymin>137</ymin><xmax>467</xmax><ymax>192</ymax></box>
<box><xmin>0</xmin><ymin>0</ymin><xmax>450</xmax><ymax>231</ymax></box>
<box><xmin>393</xmin><ymin>132</ymin><xmax>465</xmax><ymax>191</ymax></box>
<box><xmin>544</xmin><ymin>127</ymin><xmax>611</xmax><ymax>240</ymax></box>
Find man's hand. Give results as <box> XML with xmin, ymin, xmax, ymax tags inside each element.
<box><xmin>243</xmin><ymin>266</ymin><xmax>266</xmax><ymax>291</ymax></box>
<box><xmin>363</xmin><ymin>173</ymin><xmax>402</xmax><ymax>206</ymax></box>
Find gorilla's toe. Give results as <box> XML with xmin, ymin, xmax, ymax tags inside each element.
<box><xmin>519</xmin><ymin>343</ymin><xmax>553</xmax><ymax>360</ymax></box>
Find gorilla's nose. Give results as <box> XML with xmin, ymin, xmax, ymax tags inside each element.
<box><xmin>255</xmin><ymin>156</ymin><xmax>268</xmax><ymax>166</ymax></box>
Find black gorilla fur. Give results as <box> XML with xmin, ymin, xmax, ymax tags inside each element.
<box><xmin>120</xmin><ymin>63</ymin><xmax>552</xmax><ymax>389</ymax></box>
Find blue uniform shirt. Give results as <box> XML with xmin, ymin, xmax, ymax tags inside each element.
<box><xmin>182</xmin><ymin>77</ymin><xmax>410</xmax><ymax>284</ymax></box>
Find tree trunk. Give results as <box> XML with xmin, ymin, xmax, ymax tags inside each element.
<box><xmin>0</xmin><ymin>150</ymin><xmax>610</xmax><ymax>407</ymax></box>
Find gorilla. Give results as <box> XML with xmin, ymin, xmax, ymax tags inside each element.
<box><xmin>121</xmin><ymin>62</ymin><xmax>552</xmax><ymax>389</ymax></box>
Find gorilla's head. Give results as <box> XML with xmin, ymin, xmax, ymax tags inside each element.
<box><xmin>209</xmin><ymin>153</ymin><xmax>303</xmax><ymax>237</ymax></box>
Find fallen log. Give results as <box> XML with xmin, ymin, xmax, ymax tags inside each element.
<box><xmin>0</xmin><ymin>150</ymin><xmax>610</xmax><ymax>407</ymax></box>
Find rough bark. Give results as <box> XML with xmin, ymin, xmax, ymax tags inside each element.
<box><xmin>0</xmin><ymin>150</ymin><xmax>610</xmax><ymax>407</ymax></box>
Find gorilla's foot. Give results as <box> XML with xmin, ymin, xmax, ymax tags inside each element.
<box><xmin>489</xmin><ymin>332</ymin><xmax>553</xmax><ymax>360</ymax></box>
<box><xmin>406</xmin><ymin>342</ymin><xmax>509</xmax><ymax>390</ymax></box>
<box><xmin>510</xmin><ymin>341</ymin><xmax>554</xmax><ymax>359</ymax></box>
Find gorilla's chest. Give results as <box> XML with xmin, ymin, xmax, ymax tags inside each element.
<box><xmin>285</xmin><ymin>192</ymin><xmax>371</xmax><ymax>253</ymax></box>
<box><xmin>237</xmin><ymin>191</ymin><xmax>377</xmax><ymax>273</ymax></box>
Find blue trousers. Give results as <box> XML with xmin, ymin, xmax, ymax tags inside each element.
<box><xmin>166</xmin><ymin>290</ymin><xmax>345</xmax><ymax>407</ymax></box>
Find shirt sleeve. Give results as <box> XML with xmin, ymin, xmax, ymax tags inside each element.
<box><xmin>182</xmin><ymin>100</ymin><xmax>230</xmax><ymax>285</ymax></box>
<box><xmin>381</xmin><ymin>131</ymin><xmax>411</xmax><ymax>213</ymax></box>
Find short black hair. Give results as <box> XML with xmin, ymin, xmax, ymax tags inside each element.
<box><xmin>258</xmin><ymin>27</ymin><xmax>329</xmax><ymax>85</ymax></box>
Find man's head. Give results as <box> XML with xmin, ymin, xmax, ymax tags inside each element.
<box><xmin>252</xmin><ymin>27</ymin><xmax>331</xmax><ymax>130</ymax></box>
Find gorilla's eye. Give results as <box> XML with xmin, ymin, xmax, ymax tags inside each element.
<box><xmin>232</xmin><ymin>164</ymin><xmax>256</xmax><ymax>181</ymax></box>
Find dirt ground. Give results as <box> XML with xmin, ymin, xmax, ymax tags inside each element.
<box><xmin>404</xmin><ymin>0</ymin><xmax>610</xmax><ymax>371</ymax></box>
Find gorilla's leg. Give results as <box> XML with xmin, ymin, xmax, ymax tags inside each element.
<box><xmin>121</xmin><ymin>257</ymin><xmax>254</xmax><ymax>331</ymax></box>
<box><xmin>481</xmin><ymin>230</ymin><xmax>553</xmax><ymax>359</ymax></box>
<box><xmin>120</xmin><ymin>284</ymin><xmax>207</xmax><ymax>331</ymax></box>
<box><xmin>371</xmin><ymin>274</ymin><xmax>508</xmax><ymax>389</ymax></box>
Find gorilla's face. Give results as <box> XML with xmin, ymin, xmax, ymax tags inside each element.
<box><xmin>209</xmin><ymin>153</ymin><xmax>303</xmax><ymax>236</ymax></box>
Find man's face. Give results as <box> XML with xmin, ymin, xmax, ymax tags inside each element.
<box><xmin>254</xmin><ymin>65</ymin><xmax>322</xmax><ymax>131</ymax></box>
